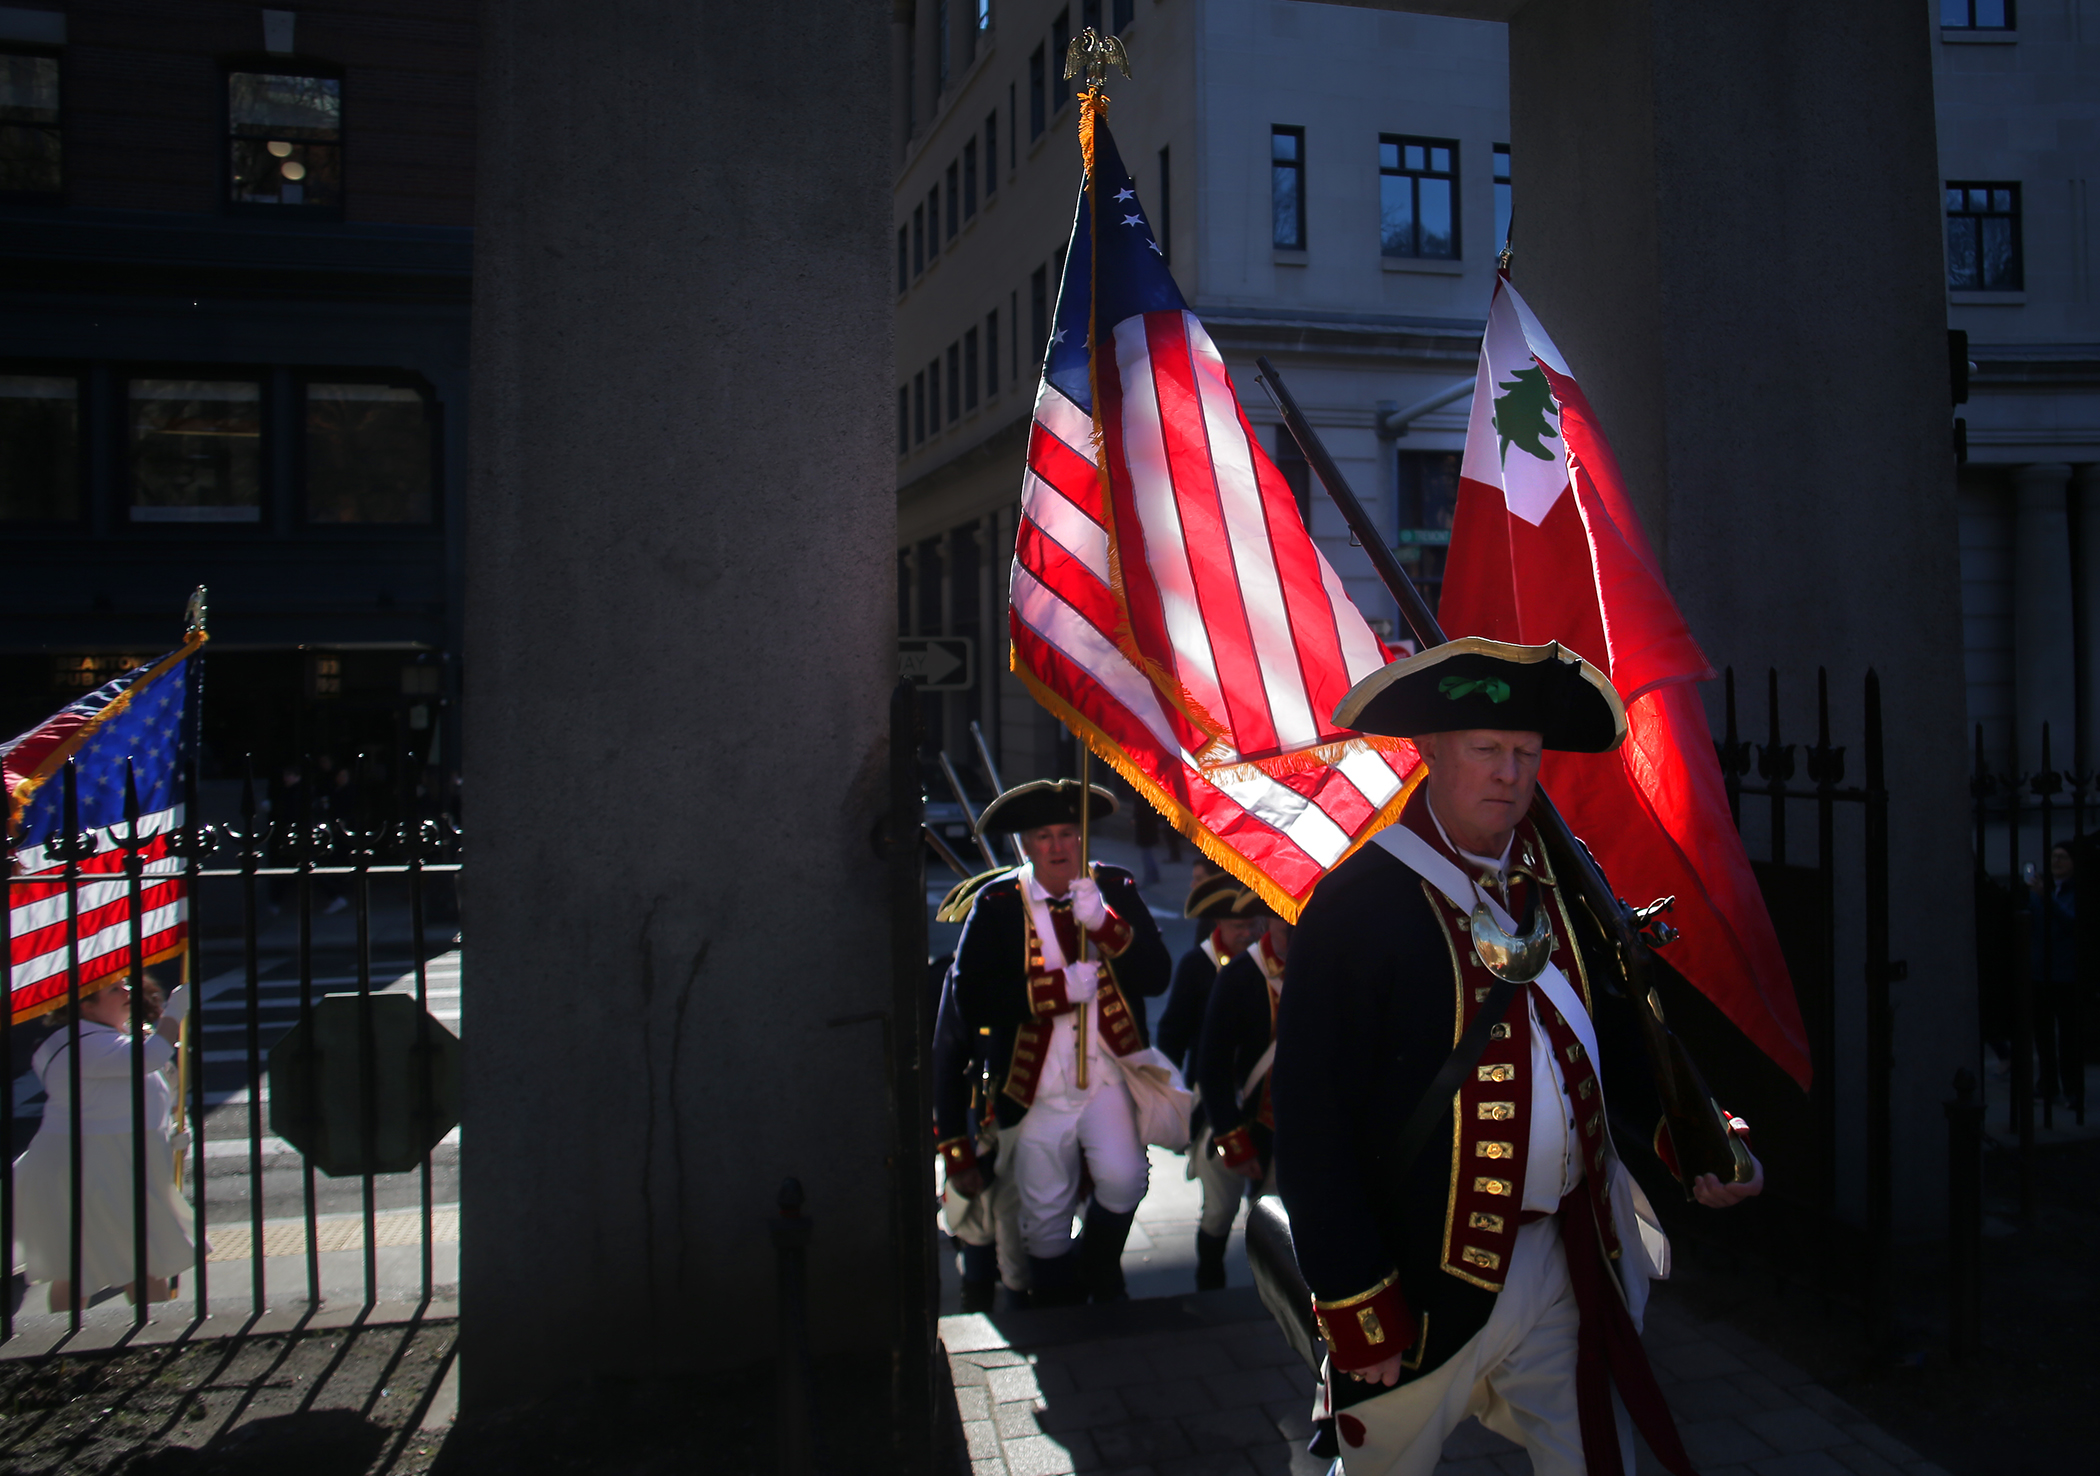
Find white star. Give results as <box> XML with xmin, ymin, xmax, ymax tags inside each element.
<box><xmin>1121</xmin><ymin>214</ymin><xmax>1144</xmax><ymax>228</ymax></box>
<box><xmin>1147</xmin><ymin>238</ymin><xmax>1163</xmax><ymax>256</ymax></box>
<box><xmin>1114</xmin><ymin>187</ymin><xmax>1135</xmax><ymax>202</ymax></box>
<box><xmin>1051</xmin><ymin>326</ymin><xmax>1067</xmax><ymax>345</ymax></box>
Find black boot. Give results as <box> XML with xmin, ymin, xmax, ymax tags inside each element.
<box><xmin>1195</xmin><ymin>1229</ymin><xmax>1229</xmax><ymax>1291</ymax></box>
<box><xmin>1026</xmin><ymin>1250</ymin><xmax>1086</xmax><ymax>1308</ymax></box>
<box><xmin>1081</xmin><ymin>1200</ymin><xmax>1136</xmax><ymax>1304</ymax></box>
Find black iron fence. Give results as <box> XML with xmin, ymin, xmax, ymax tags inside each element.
<box><xmin>3</xmin><ymin>755</ymin><xmax>461</xmax><ymax>1349</ymax></box>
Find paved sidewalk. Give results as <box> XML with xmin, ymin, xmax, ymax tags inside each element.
<box><xmin>941</xmin><ymin>1286</ymin><xmax>1960</xmax><ymax>1476</ymax></box>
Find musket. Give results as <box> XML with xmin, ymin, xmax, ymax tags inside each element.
<box><xmin>1256</xmin><ymin>356</ymin><xmax>1752</xmax><ymax>1193</ymax></box>
<box><xmin>937</xmin><ymin>750</ymin><xmax>1002</xmax><ymax>870</ymax></box>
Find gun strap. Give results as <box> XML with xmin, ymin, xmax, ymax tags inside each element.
<box><xmin>1387</xmin><ymin>968</ymin><xmax>1525</xmax><ymax>1183</ymax></box>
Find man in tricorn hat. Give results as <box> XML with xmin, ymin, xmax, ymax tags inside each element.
<box><xmin>1273</xmin><ymin>638</ymin><xmax>1761</xmax><ymax>1475</ymax></box>
<box><xmin>1192</xmin><ymin>885</ymin><xmax>1292</xmax><ymax>1282</ymax></box>
<box><xmin>951</xmin><ymin>777</ymin><xmax>1172</xmax><ymax>1304</ymax></box>
<box><xmin>1158</xmin><ymin>871</ymin><xmax>1267</xmax><ymax>1290</ymax></box>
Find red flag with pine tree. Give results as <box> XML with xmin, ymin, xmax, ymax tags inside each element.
<box><xmin>1437</xmin><ymin>276</ymin><xmax>1810</xmax><ymax>1088</ymax></box>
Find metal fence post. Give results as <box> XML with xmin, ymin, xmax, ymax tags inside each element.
<box><xmin>1862</xmin><ymin>670</ymin><xmax>1893</xmax><ymax>1349</ymax></box>
<box><xmin>1944</xmin><ymin>1068</ymin><xmax>1983</xmax><ymax>1363</ymax></box>
<box><xmin>2010</xmin><ymin>909</ymin><xmax>2036</xmax><ymax>1224</ymax></box>
<box><xmin>771</xmin><ymin>1177</ymin><xmax>816</xmax><ymax>1476</ymax></box>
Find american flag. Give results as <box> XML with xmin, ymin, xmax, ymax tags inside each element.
<box><xmin>1011</xmin><ymin>118</ymin><xmax>1418</xmax><ymax>920</ymax></box>
<box><xmin>5</xmin><ymin>637</ymin><xmax>201</xmax><ymax>1023</ymax></box>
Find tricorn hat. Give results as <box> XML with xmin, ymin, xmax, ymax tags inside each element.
<box><xmin>1333</xmin><ymin>637</ymin><xmax>1626</xmax><ymax>753</ymax></box>
<box><xmin>977</xmin><ymin>778</ymin><xmax>1118</xmax><ymax>835</ymax></box>
<box><xmin>1185</xmin><ymin>871</ymin><xmax>1244</xmax><ymax>920</ymax></box>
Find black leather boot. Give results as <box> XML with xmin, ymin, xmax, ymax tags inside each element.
<box><xmin>1195</xmin><ymin>1228</ymin><xmax>1229</xmax><ymax>1291</ymax></box>
<box><xmin>1081</xmin><ymin>1200</ymin><xmax>1136</xmax><ymax>1303</ymax></box>
<box><xmin>1026</xmin><ymin>1250</ymin><xmax>1086</xmax><ymax>1307</ymax></box>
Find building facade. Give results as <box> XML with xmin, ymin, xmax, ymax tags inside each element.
<box><xmin>0</xmin><ymin>1</ymin><xmax>473</xmax><ymax>797</ymax></box>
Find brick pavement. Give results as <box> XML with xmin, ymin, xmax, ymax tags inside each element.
<box><xmin>940</xmin><ymin>1287</ymin><xmax>1960</xmax><ymax>1476</ymax></box>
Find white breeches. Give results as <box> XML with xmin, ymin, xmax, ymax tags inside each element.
<box><xmin>1194</xmin><ymin>1133</ymin><xmax>1271</xmax><ymax>1237</ymax></box>
<box><xmin>939</xmin><ymin>1129</ymin><xmax>1030</xmax><ymax>1291</ymax></box>
<box><xmin>1338</xmin><ymin>1216</ymin><xmax>1633</xmax><ymax>1476</ymax></box>
<box><xmin>1008</xmin><ymin>1073</ymin><xmax>1149</xmax><ymax>1259</ymax></box>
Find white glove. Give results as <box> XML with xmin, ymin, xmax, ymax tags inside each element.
<box><xmin>1068</xmin><ymin>877</ymin><xmax>1110</xmax><ymax>932</ymax></box>
<box><xmin>1061</xmin><ymin>960</ymin><xmax>1102</xmax><ymax>1003</ymax></box>
<box><xmin>169</xmin><ymin>1129</ymin><xmax>193</xmax><ymax>1160</ymax></box>
<box><xmin>158</xmin><ymin>984</ymin><xmax>192</xmax><ymax>1027</ymax></box>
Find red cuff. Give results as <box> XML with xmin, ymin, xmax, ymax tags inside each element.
<box><xmin>1312</xmin><ymin>1275</ymin><xmax>1413</xmax><ymax>1371</ymax></box>
<box><xmin>1214</xmin><ymin>1125</ymin><xmax>1259</xmax><ymax>1169</ymax></box>
<box><xmin>938</xmin><ymin>1137</ymin><xmax>978</xmax><ymax>1176</ymax></box>
<box><xmin>1088</xmin><ymin>906</ymin><xmax>1135</xmax><ymax>958</ymax></box>
<box><xmin>1026</xmin><ymin>967</ymin><xmax>1072</xmax><ymax>1016</ymax></box>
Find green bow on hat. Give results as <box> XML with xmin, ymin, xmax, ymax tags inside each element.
<box><xmin>1439</xmin><ymin>674</ymin><xmax>1512</xmax><ymax>704</ymax></box>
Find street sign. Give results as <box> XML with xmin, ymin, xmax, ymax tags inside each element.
<box><xmin>899</xmin><ymin>636</ymin><xmax>974</xmax><ymax>690</ymax></box>
<box><xmin>269</xmin><ymin>993</ymin><xmax>462</xmax><ymax>1177</ymax></box>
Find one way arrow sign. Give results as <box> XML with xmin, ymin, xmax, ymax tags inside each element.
<box><xmin>899</xmin><ymin>636</ymin><xmax>974</xmax><ymax>690</ymax></box>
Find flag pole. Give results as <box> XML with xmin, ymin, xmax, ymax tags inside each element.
<box><xmin>1255</xmin><ymin>355</ymin><xmax>1751</xmax><ymax>1193</ymax></box>
<box><xmin>1075</xmin><ymin>743</ymin><xmax>1091</xmax><ymax>1090</ymax></box>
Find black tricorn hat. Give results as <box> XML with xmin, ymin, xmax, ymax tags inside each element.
<box><xmin>1185</xmin><ymin>871</ymin><xmax>1244</xmax><ymax>920</ymax></box>
<box><xmin>977</xmin><ymin>778</ymin><xmax>1118</xmax><ymax>835</ymax></box>
<box><xmin>1332</xmin><ymin>638</ymin><xmax>1626</xmax><ymax>753</ymax></box>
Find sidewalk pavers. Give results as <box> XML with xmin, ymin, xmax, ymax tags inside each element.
<box><xmin>942</xmin><ymin>1287</ymin><xmax>1961</xmax><ymax>1476</ymax></box>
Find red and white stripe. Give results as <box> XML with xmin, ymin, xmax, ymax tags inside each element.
<box><xmin>8</xmin><ymin>812</ymin><xmax>187</xmax><ymax>1014</ymax></box>
<box><xmin>1013</xmin><ymin>309</ymin><xmax>1417</xmax><ymax>918</ymax></box>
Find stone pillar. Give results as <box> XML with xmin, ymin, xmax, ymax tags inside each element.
<box><xmin>2013</xmin><ymin>464</ymin><xmax>2078</xmax><ymax>776</ymax></box>
<box><xmin>2073</xmin><ymin>465</ymin><xmax>2100</xmax><ymax>774</ymax></box>
<box><xmin>464</xmin><ymin>0</ymin><xmax>894</xmax><ymax>1409</ymax></box>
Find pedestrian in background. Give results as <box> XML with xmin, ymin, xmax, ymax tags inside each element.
<box><xmin>12</xmin><ymin>978</ymin><xmax>198</xmax><ymax>1312</ymax></box>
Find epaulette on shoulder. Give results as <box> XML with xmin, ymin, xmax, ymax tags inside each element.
<box><xmin>937</xmin><ymin>867</ymin><xmax>1019</xmax><ymax>924</ymax></box>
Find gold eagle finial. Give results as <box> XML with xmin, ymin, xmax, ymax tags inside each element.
<box><xmin>1063</xmin><ymin>27</ymin><xmax>1131</xmax><ymax>91</ymax></box>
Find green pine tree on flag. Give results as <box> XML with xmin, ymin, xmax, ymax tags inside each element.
<box><xmin>1493</xmin><ymin>361</ymin><xmax>1560</xmax><ymax>464</ymax></box>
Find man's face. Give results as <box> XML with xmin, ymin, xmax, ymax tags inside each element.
<box><xmin>1264</xmin><ymin>916</ymin><xmax>1293</xmax><ymax>963</ymax></box>
<box><xmin>1020</xmin><ymin>822</ymin><xmax>1084</xmax><ymax>892</ymax></box>
<box><xmin>1216</xmin><ymin>917</ymin><xmax>1263</xmax><ymax>954</ymax></box>
<box><xmin>1419</xmin><ymin>728</ymin><xmax>1544</xmax><ymax>854</ymax></box>
<box><xmin>2052</xmin><ymin>845</ymin><xmax>2075</xmax><ymax>883</ymax></box>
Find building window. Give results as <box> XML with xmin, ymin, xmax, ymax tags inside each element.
<box><xmin>914</xmin><ymin>204</ymin><xmax>925</xmax><ymax>275</ymax></box>
<box><xmin>963</xmin><ymin>140</ymin><xmax>978</xmax><ymax>219</ymax></box>
<box><xmin>1493</xmin><ymin>144</ymin><xmax>1511</xmax><ymax>259</ymax></box>
<box><xmin>898</xmin><ymin>387</ymin><xmax>910</xmax><ymax>454</ymax></box>
<box><xmin>0</xmin><ymin>373</ymin><xmax>80</xmax><ymax>521</ymax></box>
<box><xmin>1158</xmin><ymin>146</ymin><xmax>1172</xmax><ymax>263</ymax></box>
<box><xmin>928</xmin><ymin>185</ymin><xmax>940</xmax><ymax>257</ymax></box>
<box><xmin>1273</xmin><ymin>425</ymin><xmax>1311</xmax><ymax>528</ymax></box>
<box><xmin>948</xmin><ymin>342</ymin><xmax>962</xmax><ymax>421</ymax></box>
<box><xmin>929</xmin><ymin>357</ymin><xmax>942</xmax><ymax>431</ymax></box>
<box><xmin>129</xmin><ymin>378</ymin><xmax>264</xmax><ymax>523</ymax></box>
<box><xmin>1941</xmin><ymin>0</ymin><xmax>2012</xmax><ymax>27</ymax></box>
<box><xmin>304</xmin><ymin>383</ymin><xmax>436</xmax><ymax>524</ymax></box>
<box><xmin>1396</xmin><ymin>451</ymin><xmax>1461</xmax><ymax>616</ymax></box>
<box><xmin>938</xmin><ymin>0</ymin><xmax>952</xmax><ymax>94</ymax></box>
<box><xmin>0</xmin><ymin>48</ymin><xmax>62</xmax><ymax>195</ymax></box>
<box><xmin>1052</xmin><ymin>11</ymin><xmax>1072</xmax><ymax>114</ymax></box>
<box><xmin>914</xmin><ymin>371</ymin><xmax>926</xmax><ymax>444</ymax></box>
<box><xmin>228</xmin><ymin>69</ymin><xmax>342</xmax><ymax>211</ymax></box>
<box><xmin>1946</xmin><ymin>183</ymin><xmax>2021</xmax><ymax>290</ymax></box>
<box><xmin>985</xmin><ymin>112</ymin><xmax>998</xmax><ymax>196</ymax></box>
<box><xmin>898</xmin><ymin>227</ymin><xmax>909</xmax><ymax>292</ymax></box>
<box><xmin>986</xmin><ymin>310</ymin><xmax>999</xmax><ymax>398</ymax></box>
<box><xmin>1031</xmin><ymin>266</ymin><xmax>1049</xmax><ymax>365</ymax></box>
<box><xmin>947</xmin><ymin>161</ymin><xmax>961</xmax><ymax>238</ymax></box>
<box><xmin>1272</xmin><ymin>127</ymin><xmax>1305</xmax><ymax>250</ymax></box>
<box><xmin>1010</xmin><ymin>289</ymin><xmax>1020</xmax><ymax>383</ymax></box>
<box><xmin>964</xmin><ymin>331</ymin><xmax>979</xmax><ymax>411</ymax></box>
<box><xmin>1381</xmin><ymin>136</ymin><xmax>1458</xmax><ymax>259</ymax></box>
<box><xmin>1114</xmin><ymin>0</ymin><xmax>1134</xmax><ymax>30</ymax></box>
<box><xmin>1030</xmin><ymin>45</ymin><xmax>1045</xmax><ymax>141</ymax></box>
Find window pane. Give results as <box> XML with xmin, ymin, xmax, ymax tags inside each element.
<box><xmin>1974</xmin><ymin>0</ymin><xmax>2006</xmax><ymax>25</ymax></box>
<box><xmin>1944</xmin><ymin>187</ymin><xmax>1962</xmax><ymax>212</ymax></box>
<box><xmin>1493</xmin><ymin>144</ymin><xmax>1510</xmax><ymax>183</ymax></box>
<box><xmin>1980</xmin><ymin>216</ymin><xmax>2016</xmax><ymax>289</ymax></box>
<box><xmin>0</xmin><ymin>375</ymin><xmax>80</xmax><ymax>522</ymax></box>
<box><xmin>305</xmin><ymin>384</ymin><xmax>435</xmax><ymax>524</ymax></box>
<box><xmin>1418</xmin><ymin>178</ymin><xmax>1455</xmax><ymax>257</ymax></box>
<box><xmin>1430</xmin><ymin>147</ymin><xmax>1451</xmax><ymax>173</ymax></box>
<box><xmin>0</xmin><ymin>53</ymin><xmax>62</xmax><ymax>192</ymax></box>
<box><xmin>1405</xmin><ymin>144</ymin><xmax>1424</xmax><ymax>171</ymax></box>
<box><xmin>1273</xmin><ymin>131</ymin><xmax>1297</xmax><ymax>163</ymax></box>
<box><xmin>1940</xmin><ymin>0</ymin><xmax>1970</xmax><ymax>22</ymax></box>
<box><xmin>1380</xmin><ymin>174</ymin><xmax>1414</xmax><ymax>257</ymax></box>
<box><xmin>130</xmin><ymin>380</ymin><xmax>262</xmax><ymax>521</ymax></box>
<box><xmin>232</xmin><ymin>138</ymin><xmax>342</xmax><ymax>207</ymax></box>
<box><xmin>1273</xmin><ymin>162</ymin><xmax>1301</xmax><ymax>248</ymax></box>
<box><xmin>1495</xmin><ymin>180</ymin><xmax>1512</xmax><ymax>258</ymax></box>
<box><xmin>228</xmin><ymin>73</ymin><xmax>341</xmax><ymax>139</ymax></box>
<box><xmin>1990</xmin><ymin>188</ymin><xmax>2012</xmax><ymax>213</ymax></box>
<box><xmin>1945</xmin><ymin>216</ymin><xmax>1979</xmax><ymax>289</ymax></box>
<box><xmin>1380</xmin><ymin>140</ymin><xmax>1398</xmax><ymax>171</ymax></box>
